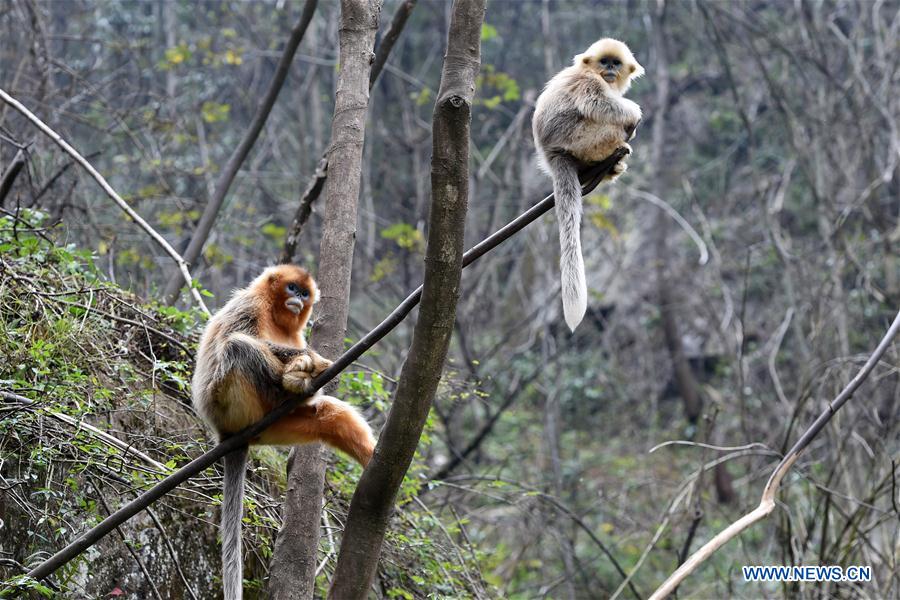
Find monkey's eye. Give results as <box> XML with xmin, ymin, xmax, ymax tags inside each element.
<box><xmin>612</xmin><ymin>58</ymin><xmax>621</xmax><ymax>66</ymax></box>
<box><xmin>299</xmin><ymin>288</ymin><xmax>310</xmax><ymax>300</ymax></box>
<box><xmin>286</xmin><ymin>282</ymin><xmax>300</xmax><ymax>295</ymax></box>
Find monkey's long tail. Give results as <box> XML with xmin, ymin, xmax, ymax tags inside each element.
<box><xmin>548</xmin><ymin>152</ymin><xmax>587</xmax><ymax>332</ymax></box>
<box><xmin>222</xmin><ymin>445</ymin><xmax>249</xmax><ymax>600</ymax></box>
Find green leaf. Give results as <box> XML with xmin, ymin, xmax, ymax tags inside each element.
<box><xmin>381</xmin><ymin>223</ymin><xmax>424</xmax><ymax>251</ymax></box>
<box><xmin>481</xmin><ymin>23</ymin><xmax>498</xmax><ymax>41</ymax></box>
<box><xmin>201</xmin><ymin>101</ymin><xmax>231</xmax><ymax>124</ymax></box>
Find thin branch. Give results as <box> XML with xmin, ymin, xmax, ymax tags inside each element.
<box><xmin>279</xmin><ymin>156</ymin><xmax>328</xmax><ymax>264</ymax></box>
<box><xmin>629</xmin><ymin>188</ymin><xmax>709</xmax><ymax>265</ymax></box>
<box><xmin>649</xmin><ymin>308</ymin><xmax>900</xmax><ymax>599</ymax></box>
<box><xmin>161</xmin><ymin>0</ymin><xmax>319</xmax><ymax>303</ymax></box>
<box><xmin>445</xmin><ymin>475</ymin><xmax>642</xmax><ymax>600</ymax></box>
<box><xmin>89</xmin><ymin>478</ymin><xmax>164</xmax><ymax>600</ymax></box>
<box><xmin>24</xmin><ymin>149</ymin><xmax>627</xmax><ymax>583</ymax></box>
<box><xmin>143</xmin><ymin>505</ymin><xmax>200</xmax><ymax>600</ymax></box>
<box><xmin>280</xmin><ymin>0</ymin><xmax>419</xmax><ymax>263</ymax></box>
<box><xmin>648</xmin><ymin>440</ymin><xmax>775</xmax><ymax>454</ymax></box>
<box><xmin>369</xmin><ymin>0</ymin><xmax>418</xmax><ymax>88</ymax></box>
<box><xmin>31</xmin><ymin>153</ymin><xmax>98</xmax><ymax>204</ymax></box>
<box><xmin>0</xmin><ymin>88</ymin><xmax>210</xmax><ymax>315</ymax></box>
<box><xmin>610</xmin><ymin>448</ymin><xmax>777</xmax><ymax>600</ymax></box>
<box><xmin>429</xmin><ymin>365</ymin><xmax>544</xmax><ymax>482</ymax></box>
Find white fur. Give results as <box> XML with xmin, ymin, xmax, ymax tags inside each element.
<box><xmin>532</xmin><ymin>38</ymin><xmax>643</xmax><ymax>331</ymax></box>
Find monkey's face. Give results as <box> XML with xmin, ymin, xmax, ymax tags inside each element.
<box><xmin>283</xmin><ymin>280</ymin><xmax>312</xmax><ymax>315</ymax></box>
<box><xmin>260</xmin><ymin>265</ymin><xmax>319</xmax><ymax>332</ymax></box>
<box><xmin>577</xmin><ymin>39</ymin><xmax>644</xmax><ymax>92</ymax></box>
<box><xmin>597</xmin><ymin>55</ymin><xmax>625</xmax><ymax>84</ymax></box>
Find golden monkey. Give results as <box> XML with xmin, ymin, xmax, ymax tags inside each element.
<box><xmin>532</xmin><ymin>38</ymin><xmax>644</xmax><ymax>332</ymax></box>
<box><xmin>191</xmin><ymin>264</ymin><xmax>375</xmax><ymax>600</ymax></box>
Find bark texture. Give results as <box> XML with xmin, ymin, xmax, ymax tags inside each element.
<box><xmin>327</xmin><ymin>0</ymin><xmax>485</xmax><ymax>596</ymax></box>
<box><xmin>268</xmin><ymin>1</ymin><xmax>381</xmax><ymax>598</ymax></box>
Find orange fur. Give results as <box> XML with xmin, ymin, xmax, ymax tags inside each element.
<box><xmin>192</xmin><ymin>265</ymin><xmax>376</xmax><ymax>600</ymax></box>
<box><xmin>256</xmin><ymin>396</ymin><xmax>375</xmax><ymax>466</ymax></box>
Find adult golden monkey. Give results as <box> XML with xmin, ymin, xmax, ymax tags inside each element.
<box><xmin>191</xmin><ymin>264</ymin><xmax>375</xmax><ymax>600</ymax></box>
<box><xmin>533</xmin><ymin>38</ymin><xmax>644</xmax><ymax>331</ymax></box>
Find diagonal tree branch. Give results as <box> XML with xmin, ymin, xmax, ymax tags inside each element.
<box><xmin>161</xmin><ymin>0</ymin><xmax>319</xmax><ymax>304</ymax></box>
<box><xmin>280</xmin><ymin>0</ymin><xmax>419</xmax><ymax>264</ymax></box>
<box><xmin>24</xmin><ymin>148</ymin><xmax>627</xmax><ymax>583</ymax></box>
<box><xmin>369</xmin><ymin>0</ymin><xmax>418</xmax><ymax>89</ymax></box>
<box><xmin>326</xmin><ymin>0</ymin><xmax>485</xmax><ymax>595</ymax></box>
<box><xmin>0</xmin><ymin>87</ymin><xmax>210</xmax><ymax>315</ymax></box>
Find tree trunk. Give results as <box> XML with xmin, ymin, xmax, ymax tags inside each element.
<box><xmin>268</xmin><ymin>1</ymin><xmax>381</xmax><ymax>598</ymax></box>
<box><xmin>326</xmin><ymin>1</ymin><xmax>485</xmax><ymax>596</ymax></box>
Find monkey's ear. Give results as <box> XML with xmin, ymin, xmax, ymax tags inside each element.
<box><xmin>630</xmin><ymin>61</ymin><xmax>645</xmax><ymax>78</ymax></box>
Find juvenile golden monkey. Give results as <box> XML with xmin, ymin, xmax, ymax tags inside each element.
<box><xmin>191</xmin><ymin>264</ymin><xmax>375</xmax><ymax>600</ymax></box>
<box><xmin>532</xmin><ymin>38</ymin><xmax>644</xmax><ymax>331</ymax></box>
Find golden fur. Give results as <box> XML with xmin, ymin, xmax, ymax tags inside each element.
<box><xmin>192</xmin><ymin>264</ymin><xmax>375</xmax><ymax>464</ymax></box>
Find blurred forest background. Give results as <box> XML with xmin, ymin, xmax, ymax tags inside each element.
<box><xmin>1</xmin><ymin>0</ymin><xmax>899</xmax><ymax>598</ymax></box>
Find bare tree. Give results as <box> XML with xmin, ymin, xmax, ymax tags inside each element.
<box><xmin>268</xmin><ymin>1</ymin><xmax>382</xmax><ymax>598</ymax></box>
<box><xmin>280</xmin><ymin>0</ymin><xmax>419</xmax><ymax>264</ymax></box>
<box><xmin>327</xmin><ymin>0</ymin><xmax>486</xmax><ymax>596</ymax></box>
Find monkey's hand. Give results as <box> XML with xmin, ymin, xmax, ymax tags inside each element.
<box><xmin>305</xmin><ymin>350</ymin><xmax>333</xmax><ymax>377</ymax></box>
<box><xmin>264</xmin><ymin>341</ymin><xmax>307</xmax><ymax>363</ymax></box>
<box><xmin>282</xmin><ymin>351</ymin><xmax>333</xmax><ymax>393</ymax></box>
<box><xmin>603</xmin><ymin>160</ymin><xmax>628</xmax><ymax>182</ymax></box>
<box><xmin>282</xmin><ymin>366</ymin><xmax>313</xmax><ymax>393</ymax></box>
